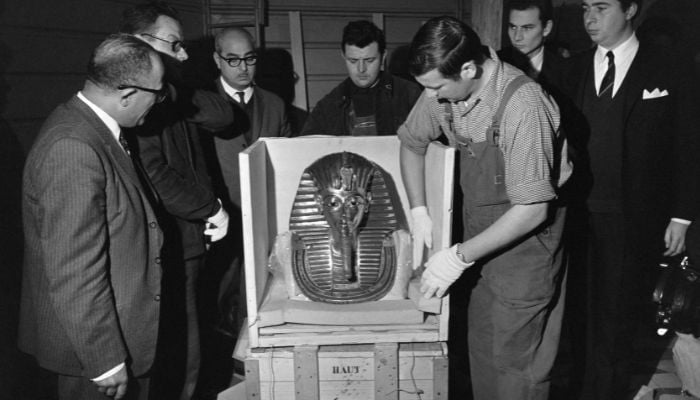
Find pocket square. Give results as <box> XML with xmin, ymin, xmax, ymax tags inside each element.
<box><xmin>643</xmin><ymin>88</ymin><xmax>669</xmax><ymax>99</ymax></box>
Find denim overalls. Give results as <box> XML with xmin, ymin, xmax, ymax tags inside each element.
<box><xmin>440</xmin><ymin>75</ymin><xmax>567</xmax><ymax>400</ymax></box>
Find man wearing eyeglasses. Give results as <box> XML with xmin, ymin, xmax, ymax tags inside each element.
<box><xmin>119</xmin><ymin>2</ymin><xmax>234</xmax><ymax>400</ymax></box>
<box><xmin>19</xmin><ymin>34</ymin><xmax>165</xmax><ymax>400</ymax></box>
<box><xmin>299</xmin><ymin>20</ymin><xmax>421</xmax><ymax>136</ymax></box>
<box><xmin>205</xmin><ymin>28</ymin><xmax>292</xmax><ymax>339</ymax></box>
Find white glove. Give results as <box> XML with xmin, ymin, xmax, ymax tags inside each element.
<box><xmin>204</xmin><ymin>201</ymin><xmax>229</xmax><ymax>242</ymax></box>
<box><xmin>411</xmin><ymin>206</ymin><xmax>433</xmax><ymax>269</ymax></box>
<box><xmin>420</xmin><ymin>244</ymin><xmax>474</xmax><ymax>298</ymax></box>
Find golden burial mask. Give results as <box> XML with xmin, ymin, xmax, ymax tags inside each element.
<box><xmin>289</xmin><ymin>151</ymin><xmax>408</xmax><ymax>303</ymax></box>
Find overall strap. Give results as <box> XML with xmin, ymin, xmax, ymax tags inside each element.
<box><xmin>490</xmin><ymin>74</ymin><xmax>532</xmax><ymax>146</ymax></box>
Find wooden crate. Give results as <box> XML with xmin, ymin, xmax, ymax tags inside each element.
<box><xmin>240</xmin><ymin>136</ymin><xmax>456</xmax><ymax>348</ymax></box>
<box><xmin>243</xmin><ymin>342</ymin><xmax>448</xmax><ymax>400</ymax></box>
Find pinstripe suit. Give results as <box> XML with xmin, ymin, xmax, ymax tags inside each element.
<box><xmin>19</xmin><ymin>95</ymin><xmax>164</xmax><ymax>382</ymax></box>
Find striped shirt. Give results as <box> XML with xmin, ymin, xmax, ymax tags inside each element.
<box><xmin>398</xmin><ymin>52</ymin><xmax>571</xmax><ymax>205</ymax></box>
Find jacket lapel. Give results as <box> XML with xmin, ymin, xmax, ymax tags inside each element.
<box><xmin>620</xmin><ymin>43</ymin><xmax>654</xmax><ymax>120</ymax></box>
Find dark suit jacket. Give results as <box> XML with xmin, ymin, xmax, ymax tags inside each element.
<box><xmin>498</xmin><ymin>46</ymin><xmax>570</xmax><ymax>102</ymax></box>
<box><xmin>133</xmin><ymin>87</ymin><xmax>233</xmax><ymax>260</ymax></box>
<box><xmin>209</xmin><ymin>81</ymin><xmax>291</xmax><ymax>209</ymax></box>
<box><xmin>567</xmin><ymin>42</ymin><xmax>700</xmax><ymax>242</ymax></box>
<box><xmin>19</xmin><ymin>96</ymin><xmax>164</xmax><ymax>378</ymax></box>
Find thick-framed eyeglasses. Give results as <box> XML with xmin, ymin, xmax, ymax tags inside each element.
<box><xmin>118</xmin><ymin>84</ymin><xmax>168</xmax><ymax>103</ymax></box>
<box><xmin>216</xmin><ymin>53</ymin><xmax>258</xmax><ymax>68</ymax></box>
<box><xmin>141</xmin><ymin>33</ymin><xmax>186</xmax><ymax>53</ymax></box>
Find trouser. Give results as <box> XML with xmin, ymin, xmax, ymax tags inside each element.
<box><xmin>181</xmin><ymin>257</ymin><xmax>202</xmax><ymax>400</ymax></box>
<box><xmin>152</xmin><ymin>256</ymin><xmax>203</xmax><ymax>400</ymax></box>
<box><xmin>465</xmin><ymin>206</ymin><xmax>566</xmax><ymax>400</ymax></box>
<box><xmin>578</xmin><ymin>212</ymin><xmax>656</xmax><ymax>400</ymax></box>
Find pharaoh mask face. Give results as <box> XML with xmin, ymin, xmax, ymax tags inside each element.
<box><xmin>314</xmin><ymin>165</ymin><xmax>372</xmax><ymax>241</ymax></box>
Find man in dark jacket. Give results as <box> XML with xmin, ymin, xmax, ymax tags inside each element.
<box><xmin>299</xmin><ymin>20</ymin><xmax>421</xmax><ymax>136</ymax></box>
<box><xmin>566</xmin><ymin>0</ymin><xmax>700</xmax><ymax>398</ymax></box>
<box><xmin>120</xmin><ymin>2</ymin><xmax>233</xmax><ymax>399</ymax></box>
<box><xmin>497</xmin><ymin>0</ymin><xmax>569</xmax><ymax>97</ymax></box>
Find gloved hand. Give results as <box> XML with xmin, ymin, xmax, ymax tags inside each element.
<box><xmin>204</xmin><ymin>201</ymin><xmax>229</xmax><ymax>242</ymax></box>
<box><xmin>411</xmin><ymin>206</ymin><xmax>433</xmax><ymax>269</ymax></box>
<box><xmin>420</xmin><ymin>244</ymin><xmax>474</xmax><ymax>298</ymax></box>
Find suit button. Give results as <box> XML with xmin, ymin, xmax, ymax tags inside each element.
<box><xmin>155</xmin><ymin>257</ymin><xmax>161</xmax><ymax>264</ymax></box>
<box><xmin>149</xmin><ymin>221</ymin><xmax>157</xmax><ymax>229</ymax></box>
<box><xmin>154</xmin><ymin>294</ymin><xmax>160</xmax><ymax>301</ymax></box>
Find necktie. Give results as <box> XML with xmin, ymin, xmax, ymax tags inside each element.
<box><xmin>235</xmin><ymin>91</ymin><xmax>246</xmax><ymax>105</ymax></box>
<box><xmin>598</xmin><ymin>51</ymin><xmax>615</xmax><ymax>98</ymax></box>
<box><xmin>118</xmin><ymin>132</ymin><xmax>131</xmax><ymax>155</ymax></box>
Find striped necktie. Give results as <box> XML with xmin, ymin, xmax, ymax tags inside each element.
<box><xmin>598</xmin><ymin>51</ymin><xmax>615</xmax><ymax>98</ymax></box>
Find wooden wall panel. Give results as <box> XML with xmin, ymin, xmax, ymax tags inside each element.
<box><xmin>471</xmin><ymin>0</ymin><xmax>503</xmax><ymax>49</ymax></box>
<box><xmin>0</xmin><ymin>0</ymin><xmax>206</xmax><ymax>150</ymax></box>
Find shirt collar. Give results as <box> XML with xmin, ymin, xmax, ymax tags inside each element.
<box><xmin>77</xmin><ymin>91</ymin><xmax>120</xmax><ymax>141</ymax></box>
<box><xmin>455</xmin><ymin>47</ymin><xmax>499</xmax><ymax>114</ymax></box>
<box><xmin>595</xmin><ymin>32</ymin><xmax>639</xmax><ymax>66</ymax></box>
<box><xmin>220</xmin><ymin>76</ymin><xmax>254</xmax><ymax>103</ymax></box>
<box><xmin>529</xmin><ymin>46</ymin><xmax>545</xmax><ymax>73</ymax></box>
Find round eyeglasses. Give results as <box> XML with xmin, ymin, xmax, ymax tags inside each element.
<box><xmin>216</xmin><ymin>53</ymin><xmax>258</xmax><ymax>68</ymax></box>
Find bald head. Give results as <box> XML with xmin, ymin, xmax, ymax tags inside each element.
<box><xmin>215</xmin><ymin>28</ymin><xmax>255</xmax><ymax>53</ymax></box>
<box><xmin>213</xmin><ymin>28</ymin><xmax>258</xmax><ymax>91</ymax></box>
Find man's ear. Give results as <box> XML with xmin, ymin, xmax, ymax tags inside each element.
<box><xmin>625</xmin><ymin>3</ymin><xmax>638</xmax><ymax>21</ymax></box>
<box><xmin>381</xmin><ymin>52</ymin><xmax>387</xmax><ymax>71</ymax></box>
<box><xmin>543</xmin><ymin>20</ymin><xmax>553</xmax><ymax>38</ymax></box>
<box><xmin>212</xmin><ymin>52</ymin><xmax>222</xmax><ymax>71</ymax></box>
<box><xmin>459</xmin><ymin>61</ymin><xmax>477</xmax><ymax>80</ymax></box>
<box><xmin>119</xmin><ymin>90</ymin><xmax>132</xmax><ymax>108</ymax></box>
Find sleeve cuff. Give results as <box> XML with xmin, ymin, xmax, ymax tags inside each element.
<box><xmin>207</xmin><ymin>199</ymin><xmax>227</xmax><ymax>226</ymax></box>
<box><xmin>671</xmin><ymin>218</ymin><xmax>692</xmax><ymax>225</ymax></box>
<box><xmin>92</xmin><ymin>363</ymin><xmax>125</xmax><ymax>381</ymax></box>
<box><xmin>508</xmin><ymin>179</ymin><xmax>557</xmax><ymax>205</ymax></box>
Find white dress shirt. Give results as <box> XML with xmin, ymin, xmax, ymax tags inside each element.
<box><xmin>529</xmin><ymin>46</ymin><xmax>545</xmax><ymax>74</ymax></box>
<box><xmin>220</xmin><ymin>77</ymin><xmax>253</xmax><ymax>104</ymax></box>
<box><xmin>594</xmin><ymin>32</ymin><xmax>639</xmax><ymax>97</ymax></box>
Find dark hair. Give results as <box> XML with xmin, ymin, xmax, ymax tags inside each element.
<box><xmin>214</xmin><ymin>27</ymin><xmax>255</xmax><ymax>54</ymax></box>
<box><xmin>87</xmin><ymin>33</ymin><xmax>157</xmax><ymax>90</ymax></box>
<box><xmin>506</xmin><ymin>0</ymin><xmax>553</xmax><ymax>23</ymax></box>
<box><xmin>119</xmin><ymin>1</ymin><xmax>181</xmax><ymax>34</ymax></box>
<box><xmin>408</xmin><ymin>16</ymin><xmax>485</xmax><ymax>79</ymax></box>
<box><xmin>341</xmin><ymin>20</ymin><xmax>386</xmax><ymax>54</ymax></box>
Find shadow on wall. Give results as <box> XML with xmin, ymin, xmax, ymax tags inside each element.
<box><xmin>183</xmin><ymin>37</ymin><xmax>307</xmax><ymax>136</ymax></box>
<box><xmin>387</xmin><ymin>44</ymin><xmax>416</xmax><ymax>83</ymax></box>
<box><xmin>256</xmin><ymin>48</ymin><xmax>307</xmax><ymax>136</ymax></box>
